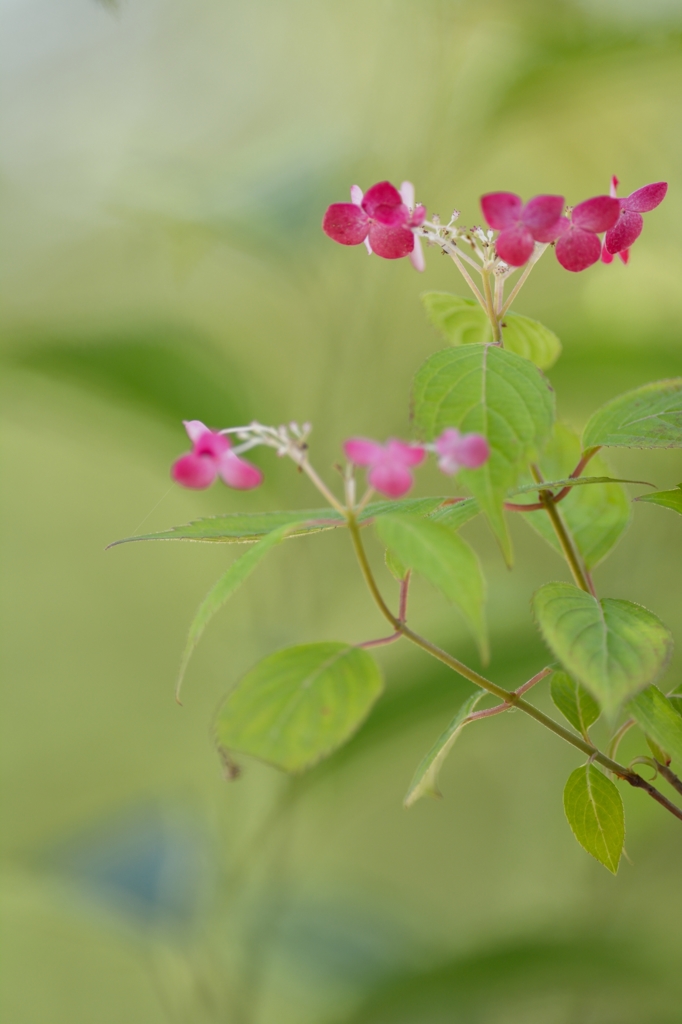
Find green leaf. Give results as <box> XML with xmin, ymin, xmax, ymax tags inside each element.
<box><xmin>550</xmin><ymin>671</ymin><xmax>600</xmax><ymax>736</ymax></box>
<box><xmin>215</xmin><ymin>643</ymin><xmax>383</xmax><ymax>773</ymax></box>
<box><xmin>404</xmin><ymin>690</ymin><xmax>484</xmax><ymax>807</ymax></box>
<box><xmin>109</xmin><ymin>497</ymin><xmax>447</xmax><ymax>547</ymax></box>
<box><xmin>500</xmin><ymin>312</ymin><xmax>562</xmax><ymax>371</ymax></box>
<box><xmin>421</xmin><ymin>293</ymin><xmax>561</xmax><ymax>369</ymax></box>
<box><xmin>375</xmin><ymin>515</ymin><xmax>487</xmax><ymax>658</ymax></box>
<box><xmin>636</xmin><ymin>483</ymin><xmax>682</xmax><ymax>516</ymax></box>
<box><xmin>563</xmin><ymin>764</ymin><xmax>624</xmax><ymax>874</ymax></box>
<box><xmin>384</xmin><ymin>546</ymin><xmax>408</xmax><ymax>581</ymax></box>
<box><xmin>427</xmin><ymin>497</ymin><xmax>480</xmax><ymax>530</ymax></box>
<box><xmin>176</xmin><ymin>523</ymin><xmax>302</xmax><ymax>702</ymax></box>
<box><xmin>412</xmin><ymin>345</ymin><xmax>555</xmax><ymax>563</ymax></box>
<box><xmin>628</xmin><ymin>686</ymin><xmax>682</xmax><ymax>766</ymax></box>
<box><xmin>519</xmin><ymin>424</ymin><xmax>631</xmax><ymax>569</ymax></box>
<box><xmin>421</xmin><ymin>293</ymin><xmax>490</xmax><ymax>346</ymax></box>
<box><xmin>582</xmin><ymin>378</ymin><xmax>682</xmax><ymax>450</ymax></box>
<box><xmin>532</xmin><ymin>582</ymin><xmax>673</xmax><ymax>717</ymax></box>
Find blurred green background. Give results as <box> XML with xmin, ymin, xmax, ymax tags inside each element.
<box><xmin>2</xmin><ymin>0</ymin><xmax>682</xmax><ymax>1021</ymax></box>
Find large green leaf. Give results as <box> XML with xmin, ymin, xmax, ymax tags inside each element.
<box><xmin>636</xmin><ymin>483</ymin><xmax>682</xmax><ymax>516</ymax></box>
<box><xmin>421</xmin><ymin>293</ymin><xmax>561</xmax><ymax>369</ymax></box>
<box><xmin>404</xmin><ymin>690</ymin><xmax>484</xmax><ymax>807</ymax></box>
<box><xmin>519</xmin><ymin>424</ymin><xmax>631</xmax><ymax>569</ymax></box>
<box><xmin>582</xmin><ymin>378</ymin><xmax>682</xmax><ymax>451</ymax></box>
<box><xmin>109</xmin><ymin>497</ymin><xmax>446</xmax><ymax>547</ymax></box>
<box><xmin>412</xmin><ymin>345</ymin><xmax>555</xmax><ymax>563</ymax></box>
<box><xmin>427</xmin><ymin>497</ymin><xmax>480</xmax><ymax>530</ymax></box>
<box><xmin>215</xmin><ymin>643</ymin><xmax>383</xmax><ymax>772</ymax></box>
<box><xmin>563</xmin><ymin>764</ymin><xmax>624</xmax><ymax>874</ymax></box>
<box><xmin>176</xmin><ymin>523</ymin><xmax>303</xmax><ymax>702</ymax></box>
<box><xmin>550</xmin><ymin>671</ymin><xmax>600</xmax><ymax>737</ymax></box>
<box><xmin>375</xmin><ymin>515</ymin><xmax>487</xmax><ymax>657</ymax></box>
<box><xmin>532</xmin><ymin>583</ymin><xmax>673</xmax><ymax>716</ymax></box>
<box><xmin>628</xmin><ymin>686</ymin><xmax>682</xmax><ymax>766</ymax></box>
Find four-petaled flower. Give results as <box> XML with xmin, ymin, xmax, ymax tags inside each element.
<box><xmin>172</xmin><ymin>421</ymin><xmax>263</xmax><ymax>490</ymax></box>
<box><xmin>323</xmin><ymin>181</ymin><xmax>426</xmax><ymax>268</ymax></box>
<box><xmin>344</xmin><ymin>438</ymin><xmax>426</xmax><ymax>498</ymax></box>
<box><xmin>553</xmin><ymin>195</ymin><xmax>620</xmax><ymax>272</ymax></box>
<box><xmin>601</xmin><ymin>175</ymin><xmax>668</xmax><ymax>265</ymax></box>
<box><xmin>433</xmin><ymin>429</ymin><xmax>490</xmax><ymax>475</ymax></box>
<box><xmin>480</xmin><ymin>192</ymin><xmax>565</xmax><ymax>266</ymax></box>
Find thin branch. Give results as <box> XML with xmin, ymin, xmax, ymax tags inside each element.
<box><xmin>499</xmin><ymin>243</ymin><xmax>548</xmax><ymax>317</ymax></box>
<box><xmin>531</xmin><ymin>464</ymin><xmax>593</xmax><ymax>594</ymax></box>
<box><xmin>655</xmin><ymin>761</ymin><xmax>682</xmax><ymax>798</ymax></box>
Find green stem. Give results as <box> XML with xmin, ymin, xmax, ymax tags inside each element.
<box><xmin>482</xmin><ymin>268</ymin><xmax>502</xmax><ymax>343</ymax></box>
<box><xmin>347</xmin><ymin>516</ymin><xmax>682</xmax><ymax>821</ymax></box>
<box><xmin>531</xmin><ymin>465</ymin><xmax>593</xmax><ymax>594</ymax></box>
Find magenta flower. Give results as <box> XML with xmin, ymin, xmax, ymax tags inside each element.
<box><xmin>172</xmin><ymin>421</ymin><xmax>263</xmax><ymax>491</ymax></box>
<box><xmin>323</xmin><ymin>180</ymin><xmax>426</xmax><ymax>266</ymax></box>
<box><xmin>554</xmin><ymin>195</ymin><xmax>620</xmax><ymax>272</ymax></box>
<box><xmin>601</xmin><ymin>175</ymin><xmax>668</xmax><ymax>264</ymax></box>
<box><xmin>434</xmin><ymin>429</ymin><xmax>490</xmax><ymax>476</ymax></box>
<box><xmin>344</xmin><ymin>437</ymin><xmax>426</xmax><ymax>498</ymax></box>
<box><xmin>480</xmin><ymin>192</ymin><xmax>565</xmax><ymax>266</ymax></box>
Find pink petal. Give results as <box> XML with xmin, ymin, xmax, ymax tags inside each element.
<box><xmin>322</xmin><ymin>203</ymin><xmax>369</xmax><ymax>245</ymax></box>
<box><xmin>495</xmin><ymin>225</ymin><xmax>535</xmax><ymax>266</ymax></box>
<box><xmin>399</xmin><ymin>181</ymin><xmax>415</xmax><ymax>208</ymax></box>
<box><xmin>571</xmin><ymin>195</ymin><xmax>620</xmax><ymax>233</ymax></box>
<box><xmin>555</xmin><ymin>226</ymin><xmax>602</xmax><ymax>272</ymax></box>
<box><xmin>367</xmin><ymin>222</ymin><xmax>415</xmax><ymax>260</ymax></box>
<box><xmin>350</xmin><ymin>184</ymin><xmax>364</xmax><ymax>206</ymax></box>
<box><xmin>194</xmin><ymin>430</ymin><xmax>231</xmax><ymax>458</ymax></box>
<box><xmin>610</xmin><ymin>175</ymin><xmax>619</xmax><ymax>198</ymax></box>
<box><xmin>344</xmin><ymin>438</ymin><xmax>385</xmax><ymax>466</ymax></box>
<box><xmin>522</xmin><ymin>194</ymin><xmax>565</xmax><ymax>240</ymax></box>
<box><xmin>409</xmin><ymin>234</ymin><xmax>425</xmax><ymax>272</ymax></box>
<box><xmin>480</xmin><ymin>192</ymin><xmax>523</xmax><ymax>230</ymax></box>
<box><xmin>454</xmin><ymin>433</ymin><xmax>490</xmax><ymax>469</ymax></box>
<box><xmin>619</xmin><ymin>248</ymin><xmax>630</xmax><ymax>265</ymax></box>
<box><xmin>218</xmin><ymin>451</ymin><xmax>263</xmax><ymax>490</ymax></box>
<box><xmin>183</xmin><ymin>419</ymin><xmax>209</xmax><ymax>444</ymax></box>
<box><xmin>172</xmin><ymin>452</ymin><xmax>218</xmax><ymax>489</ymax></box>
<box><xmin>361</xmin><ymin>181</ymin><xmax>404</xmax><ymax>222</ymax></box>
<box><xmin>367</xmin><ymin>463</ymin><xmax>413</xmax><ymax>498</ymax></box>
<box><xmin>434</xmin><ymin>428</ymin><xmax>489</xmax><ymax>470</ymax></box>
<box><xmin>601</xmin><ymin>240</ymin><xmax>614</xmax><ymax>264</ymax></box>
<box><xmin>623</xmin><ymin>181</ymin><xmax>667</xmax><ymax>213</ymax></box>
<box><xmin>604</xmin><ymin>210</ymin><xmax>643</xmax><ymax>254</ymax></box>
<box><xmin>385</xmin><ymin>440</ymin><xmax>426</xmax><ymax>467</ymax></box>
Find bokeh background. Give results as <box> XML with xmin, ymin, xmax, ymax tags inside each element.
<box><xmin>2</xmin><ymin>1</ymin><xmax>682</xmax><ymax>1021</ymax></box>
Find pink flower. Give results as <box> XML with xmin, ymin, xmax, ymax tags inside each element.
<box><xmin>344</xmin><ymin>437</ymin><xmax>426</xmax><ymax>498</ymax></box>
<box><xmin>434</xmin><ymin>429</ymin><xmax>490</xmax><ymax>475</ymax></box>
<box><xmin>480</xmin><ymin>192</ymin><xmax>565</xmax><ymax>266</ymax></box>
<box><xmin>172</xmin><ymin>421</ymin><xmax>263</xmax><ymax>490</ymax></box>
<box><xmin>323</xmin><ymin>180</ymin><xmax>426</xmax><ymax>266</ymax></box>
<box><xmin>554</xmin><ymin>195</ymin><xmax>620</xmax><ymax>272</ymax></box>
<box><xmin>601</xmin><ymin>175</ymin><xmax>668</xmax><ymax>264</ymax></box>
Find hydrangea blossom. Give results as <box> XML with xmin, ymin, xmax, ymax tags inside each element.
<box><xmin>480</xmin><ymin>192</ymin><xmax>565</xmax><ymax>266</ymax></box>
<box><xmin>601</xmin><ymin>176</ymin><xmax>668</xmax><ymax>264</ymax></box>
<box><xmin>323</xmin><ymin>181</ymin><xmax>426</xmax><ymax>267</ymax></box>
<box><xmin>554</xmin><ymin>195</ymin><xmax>620</xmax><ymax>272</ymax></box>
<box><xmin>433</xmin><ymin>429</ymin><xmax>490</xmax><ymax>475</ymax></box>
<box><xmin>344</xmin><ymin>438</ymin><xmax>426</xmax><ymax>498</ymax></box>
<box><xmin>172</xmin><ymin>421</ymin><xmax>263</xmax><ymax>490</ymax></box>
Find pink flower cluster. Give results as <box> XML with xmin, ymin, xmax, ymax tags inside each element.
<box><xmin>172</xmin><ymin>421</ymin><xmax>263</xmax><ymax>490</ymax></box>
<box><xmin>481</xmin><ymin>178</ymin><xmax>667</xmax><ymax>272</ymax></box>
<box><xmin>323</xmin><ymin>180</ymin><xmax>426</xmax><ymax>271</ymax></box>
<box><xmin>344</xmin><ymin>428</ymin><xmax>490</xmax><ymax>498</ymax></box>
